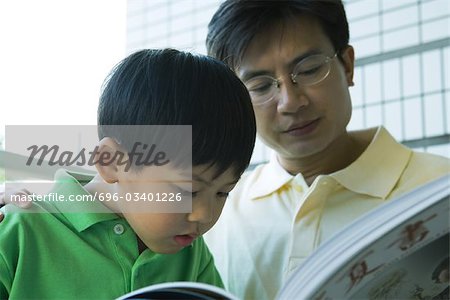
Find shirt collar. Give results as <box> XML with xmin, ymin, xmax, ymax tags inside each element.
<box><xmin>50</xmin><ymin>169</ymin><xmax>120</xmax><ymax>232</ymax></box>
<box><xmin>331</xmin><ymin>126</ymin><xmax>412</xmax><ymax>199</ymax></box>
<box><xmin>248</xmin><ymin>126</ymin><xmax>411</xmax><ymax>200</ymax></box>
<box><xmin>249</xmin><ymin>152</ymin><xmax>294</xmax><ymax>199</ymax></box>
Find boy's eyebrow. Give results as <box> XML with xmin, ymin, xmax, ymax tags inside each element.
<box><xmin>189</xmin><ymin>174</ymin><xmax>207</xmax><ymax>184</ymax></box>
<box><xmin>192</xmin><ymin>174</ymin><xmax>241</xmax><ymax>186</ymax></box>
<box><xmin>176</xmin><ymin>173</ymin><xmax>239</xmax><ymax>186</ymax></box>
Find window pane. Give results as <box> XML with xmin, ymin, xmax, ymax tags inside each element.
<box><xmin>404</xmin><ymin>97</ymin><xmax>424</xmax><ymax>140</ymax></box>
<box><xmin>364</xmin><ymin>64</ymin><xmax>382</xmax><ymax>104</ymax></box>
<box><xmin>422</xmin><ymin>18</ymin><xmax>450</xmax><ymax>43</ymax></box>
<box><xmin>169</xmin><ymin>31</ymin><xmax>194</xmax><ymax>48</ymax></box>
<box><xmin>172</xmin><ymin>15</ymin><xmax>195</xmax><ymax>32</ymax></box>
<box><xmin>384</xmin><ymin>101</ymin><xmax>403</xmax><ymax>140</ymax></box>
<box><xmin>402</xmin><ymin>55</ymin><xmax>421</xmax><ymax>98</ymax></box>
<box><xmin>351</xmin><ymin>16</ymin><xmax>380</xmax><ymax>39</ymax></box>
<box><xmin>349</xmin><ymin>107</ymin><xmax>365</xmax><ymax>130</ymax></box>
<box><xmin>445</xmin><ymin>47</ymin><xmax>450</xmax><ymax>89</ymax></box>
<box><xmin>446</xmin><ymin>91</ymin><xmax>450</xmax><ymax>132</ymax></box>
<box><xmin>421</xmin><ymin>0</ymin><xmax>450</xmax><ymax>21</ymax></box>
<box><xmin>170</xmin><ymin>0</ymin><xmax>194</xmax><ymax>17</ymax></box>
<box><xmin>383</xmin><ymin>27</ymin><xmax>419</xmax><ymax>52</ymax></box>
<box><xmin>424</xmin><ymin>94</ymin><xmax>445</xmax><ymax>136</ymax></box>
<box><xmin>346</xmin><ymin>0</ymin><xmax>379</xmax><ymax>20</ymax></box>
<box><xmin>145</xmin><ymin>5</ymin><xmax>169</xmax><ymax>25</ymax></box>
<box><xmin>382</xmin><ymin>59</ymin><xmax>401</xmax><ymax>101</ymax></box>
<box><xmin>352</xmin><ymin>36</ymin><xmax>381</xmax><ymax>57</ymax></box>
<box><xmin>427</xmin><ymin>144</ymin><xmax>450</xmax><ymax>158</ymax></box>
<box><xmin>366</xmin><ymin>105</ymin><xmax>383</xmax><ymax>128</ymax></box>
<box><xmin>128</xmin><ymin>0</ymin><xmax>152</xmax><ymax>14</ymax></box>
<box><xmin>383</xmin><ymin>6</ymin><xmax>418</xmax><ymax>32</ymax></box>
<box><xmin>351</xmin><ymin>67</ymin><xmax>364</xmax><ymax>106</ymax></box>
<box><xmin>423</xmin><ymin>50</ymin><xmax>443</xmax><ymax>93</ymax></box>
<box><xmin>382</xmin><ymin>0</ymin><xmax>414</xmax><ymax>11</ymax></box>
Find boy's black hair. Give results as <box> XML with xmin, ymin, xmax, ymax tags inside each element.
<box><xmin>206</xmin><ymin>0</ymin><xmax>349</xmax><ymax>70</ymax></box>
<box><xmin>97</xmin><ymin>48</ymin><xmax>256</xmax><ymax>177</ymax></box>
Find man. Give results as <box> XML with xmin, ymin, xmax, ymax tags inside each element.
<box><xmin>203</xmin><ymin>1</ymin><xmax>450</xmax><ymax>299</ymax></box>
<box><xmin>1</xmin><ymin>1</ymin><xmax>449</xmax><ymax>299</ymax></box>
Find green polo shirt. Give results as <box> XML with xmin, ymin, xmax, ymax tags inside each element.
<box><xmin>0</xmin><ymin>170</ymin><xmax>223</xmax><ymax>299</ymax></box>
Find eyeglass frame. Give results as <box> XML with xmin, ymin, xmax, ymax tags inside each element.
<box><xmin>243</xmin><ymin>52</ymin><xmax>338</xmax><ymax>106</ymax></box>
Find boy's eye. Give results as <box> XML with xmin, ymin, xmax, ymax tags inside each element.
<box><xmin>173</xmin><ymin>184</ymin><xmax>196</xmax><ymax>197</ymax></box>
<box><xmin>180</xmin><ymin>190</ymin><xmax>197</xmax><ymax>198</ymax></box>
<box><xmin>217</xmin><ymin>192</ymin><xmax>230</xmax><ymax>198</ymax></box>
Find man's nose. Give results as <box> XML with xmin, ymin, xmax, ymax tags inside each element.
<box><xmin>277</xmin><ymin>80</ymin><xmax>309</xmax><ymax>113</ymax></box>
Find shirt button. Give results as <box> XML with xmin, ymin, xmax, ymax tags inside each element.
<box><xmin>321</xmin><ymin>178</ymin><xmax>333</xmax><ymax>186</ymax></box>
<box><xmin>293</xmin><ymin>183</ymin><xmax>303</xmax><ymax>192</ymax></box>
<box><xmin>113</xmin><ymin>224</ymin><xmax>125</xmax><ymax>235</ymax></box>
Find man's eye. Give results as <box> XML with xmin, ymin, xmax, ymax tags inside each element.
<box><xmin>246</xmin><ymin>80</ymin><xmax>273</xmax><ymax>94</ymax></box>
<box><xmin>297</xmin><ymin>65</ymin><xmax>321</xmax><ymax>76</ymax></box>
<box><xmin>252</xmin><ymin>83</ymin><xmax>272</xmax><ymax>93</ymax></box>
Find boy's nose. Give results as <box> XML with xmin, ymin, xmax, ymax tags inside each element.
<box><xmin>187</xmin><ymin>197</ymin><xmax>213</xmax><ymax>224</ymax></box>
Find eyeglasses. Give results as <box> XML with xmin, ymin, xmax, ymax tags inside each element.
<box><xmin>243</xmin><ymin>53</ymin><xmax>338</xmax><ymax>106</ymax></box>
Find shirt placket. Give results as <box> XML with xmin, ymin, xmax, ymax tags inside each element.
<box><xmin>285</xmin><ymin>175</ymin><xmax>335</xmax><ymax>280</ymax></box>
<box><xmin>109</xmin><ymin>220</ymin><xmax>137</xmax><ymax>294</ymax></box>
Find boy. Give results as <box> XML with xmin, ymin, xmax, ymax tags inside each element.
<box><xmin>0</xmin><ymin>49</ymin><xmax>256</xmax><ymax>299</ymax></box>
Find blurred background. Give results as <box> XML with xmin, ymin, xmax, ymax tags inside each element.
<box><xmin>1</xmin><ymin>0</ymin><xmax>449</xmax><ymax>182</ymax></box>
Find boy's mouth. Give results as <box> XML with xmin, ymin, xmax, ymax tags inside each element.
<box><xmin>173</xmin><ymin>234</ymin><xmax>197</xmax><ymax>247</ymax></box>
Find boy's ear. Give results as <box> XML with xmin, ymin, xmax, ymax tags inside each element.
<box><xmin>341</xmin><ymin>45</ymin><xmax>355</xmax><ymax>87</ymax></box>
<box><xmin>94</xmin><ymin>137</ymin><xmax>125</xmax><ymax>184</ymax></box>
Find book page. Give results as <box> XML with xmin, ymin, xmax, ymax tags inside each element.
<box><xmin>352</xmin><ymin>235</ymin><xmax>449</xmax><ymax>300</ymax></box>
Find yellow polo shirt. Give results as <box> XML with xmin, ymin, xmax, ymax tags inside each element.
<box><xmin>204</xmin><ymin>126</ymin><xmax>450</xmax><ymax>300</ymax></box>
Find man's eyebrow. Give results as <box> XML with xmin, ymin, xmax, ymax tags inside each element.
<box><xmin>239</xmin><ymin>49</ymin><xmax>324</xmax><ymax>82</ymax></box>
<box><xmin>240</xmin><ymin>70</ymin><xmax>272</xmax><ymax>83</ymax></box>
<box><xmin>288</xmin><ymin>49</ymin><xmax>323</xmax><ymax>67</ymax></box>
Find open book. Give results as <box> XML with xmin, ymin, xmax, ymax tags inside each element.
<box><xmin>116</xmin><ymin>281</ymin><xmax>239</xmax><ymax>300</ymax></box>
<box><xmin>116</xmin><ymin>174</ymin><xmax>449</xmax><ymax>300</ymax></box>
<box><xmin>277</xmin><ymin>174</ymin><xmax>450</xmax><ymax>300</ymax></box>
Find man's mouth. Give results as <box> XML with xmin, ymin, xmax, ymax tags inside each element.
<box><xmin>283</xmin><ymin>119</ymin><xmax>320</xmax><ymax>136</ymax></box>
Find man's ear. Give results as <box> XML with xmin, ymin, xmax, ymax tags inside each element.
<box><xmin>94</xmin><ymin>137</ymin><xmax>126</xmax><ymax>184</ymax></box>
<box><xmin>341</xmin><ymin>45</ymin><xmax>355</xmax><ymax>87</ymax></box>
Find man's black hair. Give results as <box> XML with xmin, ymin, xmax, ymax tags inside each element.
<box><xmin>206</xmin><ymin>0</ymin><xmax>349</xmax><ymax>69</ymax></box>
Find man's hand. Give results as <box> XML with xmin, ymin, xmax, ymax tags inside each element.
<box><xmin>0</xmin><ymin>188</ymin><xmax>32</xmax><ymax>223</ymax></box>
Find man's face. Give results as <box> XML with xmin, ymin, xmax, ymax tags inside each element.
<box><xmin>237</xmin><ymin>16</ymin><xmax>354</xmax><ymax>161</ymax></box>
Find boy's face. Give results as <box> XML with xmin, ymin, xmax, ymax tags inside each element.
<box><xmin>118</xmin><ymin>164</ymin><xmax>239</xmax><ymax>254</ymax></box>
<box><xmin>237</xmin><ymin>16</ymin><xmax>354</xmax><ymax>160</ymax></box>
